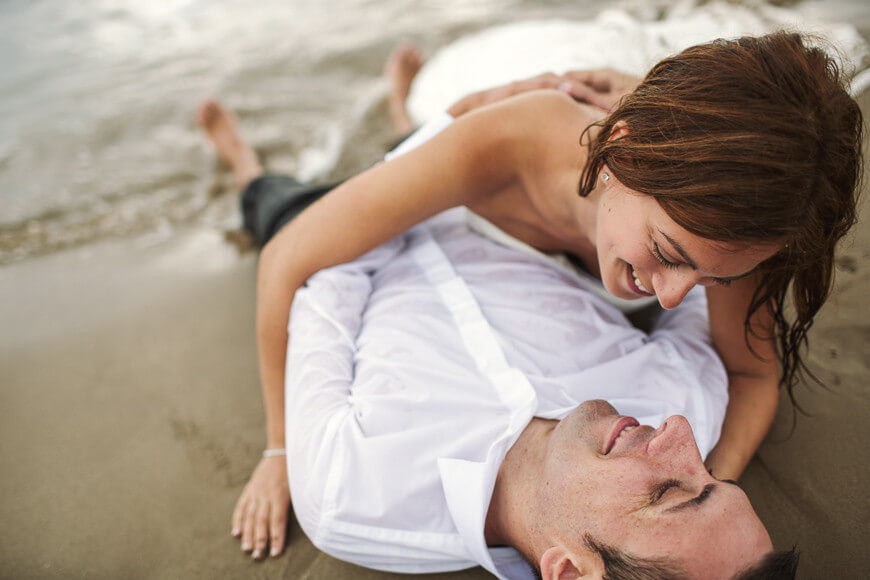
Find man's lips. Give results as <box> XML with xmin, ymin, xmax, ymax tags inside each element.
<box><xmin>605</xmin><ymin>416</ymin><xmax>640</xmax><ymax>454</ymax></box>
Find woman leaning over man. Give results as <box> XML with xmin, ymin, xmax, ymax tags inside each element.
<box><xmin>201</xmin><ymin>31</ymin><xmax>863</xmax><ymax>559</ymax></box>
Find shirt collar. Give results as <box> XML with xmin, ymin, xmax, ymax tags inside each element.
<box><xmin>437</xmin><ymin>427</ymin><xmax>537</xmax><ymax>580</ymax></box>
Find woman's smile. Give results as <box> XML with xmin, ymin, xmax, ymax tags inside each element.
<box><xmin>629</xmin><ymin>264</ymin><xmax>654</xmax><ymax>296</ymax></box>
<box><xmin>624</xmin><ymin>261</ymin><xmax>655</xmax><ymax>297</ymax></box>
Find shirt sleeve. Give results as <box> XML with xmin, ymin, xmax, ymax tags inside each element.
<box><xmin>284</xmin><ymin>236</ymin><xmax>407</xmax><ymax>544</ymax></box>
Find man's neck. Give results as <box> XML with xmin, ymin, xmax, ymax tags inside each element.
<box><xmin>485</xmin><ymin>418</ymin><xmax>555</xmax><ymax>555</ymax></box>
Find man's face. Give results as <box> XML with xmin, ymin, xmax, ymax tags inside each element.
<box><xmin>539</xmin><ymin>400</ymin><xmax>772</xmax><ymax>578</ymax></box>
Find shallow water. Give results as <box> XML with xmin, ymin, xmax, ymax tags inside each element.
<box><xmin>0</xmin><ymin>0</ymin><xmax>613</xmax><ymax>264</ymax></box>
<box><xmin>1</xmin><ymin>0</ymin><xmax>868</xmax><ymax>265</ymax></box>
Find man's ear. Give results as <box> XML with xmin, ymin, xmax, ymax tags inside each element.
<box><xmin>540</xmin><ymin>545</ymin><xmax>604</xmax><ymax>580</ymax></box>
<box><xmin>607</xmin><ymin>120</ymin><xmax>629</xmax><ymax>141</ymax></box>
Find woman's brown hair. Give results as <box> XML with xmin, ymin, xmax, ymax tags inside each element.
<box><xmin>579</xmin><ymin>31</ymin><xmax>864</xmax><ymax>408</ymax></box>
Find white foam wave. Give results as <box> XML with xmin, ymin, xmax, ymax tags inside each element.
<box><xmin>407</xmin><ymin>1</ymin><xmax>869</xmax><ymax>122</ymax></box>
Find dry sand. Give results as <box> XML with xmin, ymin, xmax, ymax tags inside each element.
<box><xmin>1</xmin><ymin>94</ymin><xmax>869</xmax><ymax>579</ymax></box>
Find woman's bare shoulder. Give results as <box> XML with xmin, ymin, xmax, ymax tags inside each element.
<box><xmin>471</xmin><ymin>90</ymin><xmax>600</xmax><ymax>173</ymax></box>
<box><xmin>484</xmin><ymin>89</ymin><xmax>600</xmax><ymax>133</ymax></box>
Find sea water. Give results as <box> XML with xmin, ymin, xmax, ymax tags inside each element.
<box><xmin>0</xmin><ymin>0</ymin><xmax>867</xmax><ymax>265</ymax></box>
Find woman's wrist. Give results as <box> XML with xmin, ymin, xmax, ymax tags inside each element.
<box><xmin>705</xmin><ymin>446</ymin><xmax>747</xmax><ymax>481</ymax></box>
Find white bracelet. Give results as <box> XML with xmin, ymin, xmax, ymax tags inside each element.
<box><xmin>262</xmin><ymin>448</ymin><xmax>287</xmax><ymax>458</ymax></box>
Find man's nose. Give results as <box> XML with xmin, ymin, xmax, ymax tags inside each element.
<box><xmin>652</xmin><ymin>270</ymin><xmax>696</xmax><ymax>310</ymax></box>
<box><xmin>647</xmin><ymin>415</ymin><xmax>698</xmax><ymax>458</ymax></box>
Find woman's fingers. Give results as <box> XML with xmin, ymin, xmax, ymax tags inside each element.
<box><xmin>252</xmin><ymin>500</ymin><xmax>271</xmax><ymax>559</ymax></box>
<box><xmin>449</xmin><ymin>73</ymin><xmax>566</xmax><ymax>117</ymax></box>
<box><xmin>230</xmin><ymin>458</ymin><xmax>291</xmax><ymax>558</ymax></box>
<box><xmin>231</xmin><ymin>494</ymin><xmax>247</xmax><ymax>537</ymax></box>
<box><xmin>241</xmin><ymin>499</ymin><xmax>257</xmax><ymax>552</ymax></box>
<box><xmin>563</xmin><ymin>82</ymin><xmax>614</xmax><ymax>111</ymax></box>
<box><xmin>270</xmin><ymin>498</ymin><xmax>288</xmax><ymax>557</ymax></box>
<box><xmin>518</xmin><ymin>73</ymin><xmax>561</xmax><ymax>95</ymax></box>
<box><xmin>449</xmin><ymin>69</ymin><xmax>642</xmax><ymax>118</ymax></box>
<box><xmin>563</xmin><ymin>69</ymin><xmax>615</xmax><ymax>91</ymax></box>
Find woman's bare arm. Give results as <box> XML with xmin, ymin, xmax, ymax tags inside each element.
<box><xmin>236</xmin><ymin>91</ymin><xmax>566</xmax><ymax>559</ymax></box>
<box><xmin>704</xmin><ymin>276</ymin><xmax>780</xmax><ymax>481</ymax></box>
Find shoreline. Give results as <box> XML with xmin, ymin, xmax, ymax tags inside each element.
<box><xmin>2</xmin><ymin>114</ymin><xmax>869</xmax><ymax>575</ymax></box>
<box><xmin>1</xmin><ymin>12</ymin><xmax>869</xmax><ymax>577</ymax></box>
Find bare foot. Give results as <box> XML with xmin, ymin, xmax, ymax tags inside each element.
<box><xmin>196</xmin><ymin>99</ymin><xmax>264</xmax><ymax>187</ymax></box>
<box><xmin>384</xmin><ymin>42</ymin><xmax>425</xmax><ymax>137</ymax></box>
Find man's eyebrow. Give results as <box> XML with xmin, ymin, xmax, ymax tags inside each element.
<box><xmin>666</xmin><ymin>483</ymin><xmax>717</xmax><ymax>513</ymax></box>
<box><xmin>658</xmin><ymin>230</ymin><xmax>757</xmax><ymax>282</ymax></box>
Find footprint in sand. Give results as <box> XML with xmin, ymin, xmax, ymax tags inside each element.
<box><xmin>170</xmin><ymin>418</ymin><xmax>253</xmax><ymax>487</ymax></box>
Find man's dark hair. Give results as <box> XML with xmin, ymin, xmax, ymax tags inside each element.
<box><xmin>582</xmin><ymin>535</ymin><xmax>799</xmax><ymax>580</ymax></box>
<box><xmin>583</xmin><ymin>534</ymin><xmax>688</xmax><ymax>580</ymax></box>
<box><xmin>735</xmin><ymin>547</ymin><xmax>800</xmax><ymax>580</ymax></box>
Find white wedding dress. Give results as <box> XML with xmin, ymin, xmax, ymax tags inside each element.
<box><xmin>406</xmin><ymin>0</ymin><xmax>870</xmax><ymax>123</ymax></box>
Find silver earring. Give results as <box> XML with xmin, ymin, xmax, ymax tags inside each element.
<box><xmin>601</xmin><ymin>173</ymin><xmax>610</xmax><ymax>182</ymax></box>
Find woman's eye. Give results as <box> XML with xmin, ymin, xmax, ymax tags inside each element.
<box><xmin>652</xmin><ymin>243</ymin><xmax>680</xmax><ymax>270</ymax></box>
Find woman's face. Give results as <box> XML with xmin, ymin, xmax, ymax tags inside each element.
<box><xmin>594</xmin><ymin>172</ymin><xmax>782</xmax><ymax>309</ymax></box>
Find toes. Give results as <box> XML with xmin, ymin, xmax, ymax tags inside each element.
<box><xmin>196</xmin><ymin>98</ymin><xmax>223</xmax><ymax>129</ymax></box>
<box><xmin>386</xmin><ymin>41</ymin><xmax>424</xmax><ymax>76</ymax></box>
<box><xmin>399</xmin><ymin>44</ymin><xmax>424</xmax><ymax>69</ymax></box>
<box><xmin>407</xmin><ymin>46</ymin><xmax>425</xmax><ymax>70</ymax></box>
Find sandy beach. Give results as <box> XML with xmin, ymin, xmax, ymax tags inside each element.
<box><xmin>2</xmin><ymin>2</ymin><xmax>870</xmax><ymax>578</ymax></box>
<box><xmin>0</xmin><ymin>220</ymin><xmax>494</xmax><ymax>579</ymax></box>
<box><xmin>1</xmin><ymin>91</ymin><xmax>868</xmax><ymax>578</ymax></box>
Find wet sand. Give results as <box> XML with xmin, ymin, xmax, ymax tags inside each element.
<box><xmin>0</xmin><ymin>220</ymin><xmax>492</xmax><ymax>579</ymax></box>
<box><xmin>1</xmin><ymin>82</ymin><xmax>869</xmax><ymax>580</ymax></box>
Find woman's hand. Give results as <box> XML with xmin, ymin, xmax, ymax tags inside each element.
<box><xmin>232</xmin><ymin>455</ymin><xmax>291</xmax><ymax>559</ymax></box>
<box><xmin>447</xmin><ymin>69</ymin><xmax>642</xmax><ymax>117</ymax></box>
<box><xmin>448</xmin><ymin>72</ymin><xmax>569</xmax><ymax>117</ymax></box>
<box><xmin>560</xmin><ymin>68</ymin><xmax>642</xmax><ymax>112</ymax></box>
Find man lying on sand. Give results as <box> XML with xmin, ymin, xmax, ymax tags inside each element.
<box><xmin>197</xmin><ymin>47</ymin><xmax>800</xmax><ymax>578</ymax></box>
<box><xmin>223</xmin><ymin>34</ymin><xmax>861</xmax><ymax>551</ymax></box>
<box><xmin>278</xmin><ymin>204</ymin><xmax>795</xmax><ymax>579</ymax></box>
<box><xmin>285</xmin><ymin>210</ymin><xmax>800</xmax><ymax>579</ymax></box>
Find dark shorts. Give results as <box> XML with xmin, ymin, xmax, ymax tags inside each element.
<box><xmin>240</xmin><ymin>175</ymin><xmax>342</xmax><ymax>246</ymax></box>
<box><xmin>241</xmin><ymin>132</ymin><xmax>413</xmax><ymax>245</ymax></box>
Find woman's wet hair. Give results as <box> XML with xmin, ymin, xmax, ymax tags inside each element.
<box><xmin>579</xmin><ymin>31</ymin><xmax>864</xmax><ymax>408</ymax></box>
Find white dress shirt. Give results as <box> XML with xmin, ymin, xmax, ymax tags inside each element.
<box><xmin>284</xmin><ymin>207</ymin><xmax>728</xmax><ymax>578</ymax></box>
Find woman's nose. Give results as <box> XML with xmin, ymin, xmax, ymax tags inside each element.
<box><xmin>653</xmin><ymin>270</ymin><xmax>697</xmax><ymax>309</ymax></box>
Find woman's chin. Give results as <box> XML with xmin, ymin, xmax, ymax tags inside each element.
<box><xmin>601</xmin><ymin>271</ymin><xmax>632</xmax><ymax>300</ymax></box>
<box><xmin>602</xmin><ymin>268</ymin><xmax>648</xmax><ymax>301</ymax></box>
